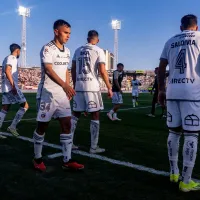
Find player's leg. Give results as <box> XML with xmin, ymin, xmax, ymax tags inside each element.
<box><xmin>179</xmin><ymin>102</ymin><xmax>200</xmax><ymax>192</ymax></box>
<box><xmin>7</xmin><ymin>90</ymin><xmax>28</xmax><ymax>136</ymax></box>
<box><xmin>132</xmin><ymin>91</ymin><xmax>136</xmax><ymax>107</ymax></box>
<box><xmin>85</xmin><ymin>92</ymin><xmax>105</xmax><ymax>153</ymax></box>
<box><xmin>71</xmin><ymin>92</ymin><xmax>85</xmax><ymax>149</ymax></box>
<box><xmin>0</xmin><ymin>101</ymin><xmax>11</xmax><ymax>139</ymax></box>
<box><xmin>167</xmin><ymin>101</ymin><xmax>182</xmax><ymax>183</ymax></box>
<box><xmin>147</xmin><ymin>91</ymin><xmax>158</xmax><ymax>117</ymax></box>
<box><xmin>136</xmin><ymin>91</ymin><xmax>139</xmax><ymax>106</ymax></box>
<box><xmin>108</xmin><ymin>92</ymin><xmax>123</xmax><ymax>121</ymax></box>
<box><xmin>33</xmin><ymin>98</ymin><xmax>53</xmax><ymax>171</ymax></box>
<box><xmin>57</xmin><ymin>97</ymin><xmax>84</xmax><ymax>170</ymax></box>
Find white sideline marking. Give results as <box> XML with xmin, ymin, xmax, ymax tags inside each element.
<box><xmin>1</xmin><ymin>131</ymin><xmax>200</xmax><ymax>182</ymax></box>
<box><xmin>4</xmin><ymin>118</ymin><xmax>36</xmax><ymax>123</ymax></box>
<box><xmin>3</xmin><ymin>106</ymin><xmax>152</xmax><ymax>123</ymax></box>
<box><xmin>0</xmin><ymin>131</ymin><xmax>171</xmax><ymax>177</ymax></box>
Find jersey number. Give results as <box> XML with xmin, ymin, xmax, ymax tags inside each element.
<box><xmin>175</xmin><ymin>49</ymin><xmax>187</xmax><ymax>74</ymax></box>
<box><xmin>78</xmin><ymin>57</ymin><xmax>91</xmax><ymax>74</ymax></box>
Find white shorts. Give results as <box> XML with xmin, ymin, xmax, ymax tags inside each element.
<box><xmin>132</xmin><ymin>90</ymin><xmax>139</xmax><ymax>97</ymax></box>
<box><xmin>36</xmin><ymin>95</ymin><xmax>71</xmax><ymax>122</ymax></box>
<box><xmin>73</xmin><ymin>92</ymin><xmax>104</xmax><ymax>112</ymax></box>
<box><xmin>167</xmin><ymin>101</ymin><xmax>200</xmax><ymax>132</ymax></box>
<box><xmin>112</xmin><ymin>92</ymin><xmax>123</xmax><ymax>104</ymax></box>
<box><xmin>2</xmin><ymin>90</ymin><xmax>26</xmax><ymax>105</ymax></box>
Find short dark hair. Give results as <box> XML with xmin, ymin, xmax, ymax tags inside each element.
<box><xmin>181</xmin><ymin>14</ymin><xmax>197</xmax><ymax>29</ymax></box>
<box><xmin>10</xmin><ymin>43</ymin><xmax>21</xmax><ymax>53</ymax></box>
<box><xmin>88</xmin><ymin>30</ymin><xmax>99</xmax><ymax>38</ymax></box>
<box><xmin>53</xmin><ymin>19</ymin><xmax>71</xmax><ymax>29</ymax></box>
<box><xmin>117</xmin><ymin>63</ymin><xmax>124</xmax><ymax>68</ymax></box>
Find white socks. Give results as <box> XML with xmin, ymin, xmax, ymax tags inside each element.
<box><xmin>132</xmin><ymin>99</ymin><xmax>136</xmax><ymax>106</ymax></box>
<box><xmin>182</xmin><ymin>133</ymin><xmax>198</xmax><ymax>184</ymax></box>
<box><xmin>0</xmin><ymin>109</ymin><xmax>7</xmax><ymax>128</ymax></box>
<box><xmin>33</xmin><ymin>131</ymin><xmax>45</xmax><ymax>159</ymax></box>
<box><xmin>90</xmin><ymin>120</ymin><xmax>100</xmax><ymax>149</ymax></box>
<box><xmin>167</xmin><ymin>131</ymin><xmax>181</xmax><ymax>175</ymax></box>
<box><xmin>60</xmin><ymin>133</ymin><xmax>73</xmax><ymax>163</ymax></box>
<box><xmin>10</xmin><ymin>107</ymin><xmax>27</xmax><ymax>129</ymax></box>
<box><xmin>71</xmin><ymin>116</ymin><xmax>78</xmax><ymax>142</ymax></box>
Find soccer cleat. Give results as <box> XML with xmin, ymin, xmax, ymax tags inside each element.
<box><xmin>0</xmin><ymin>134</ymin><xmax>7</xmax><ymax>139</ymax></box>
<box><xmin>170</xmin><ymin>174</ymin><xmax>180</xmax><ymax>183</ymax></box>
<box><xmin>147</xmin><ymin>114</ymin><xmax>155</xmax><ymax>118</ymax></box>
<box><xmin>179</xmin><ymin>180</ymin><xmax>200</xmax><ymax>192</ymax></box>
<box><xmin>113</xmin><ymin>117</ymin><xmax>122</xmax><ymax>121</ymax></box>
<box><xmin>107</xmin><ymin>113</ymin><xmax>113</xmax><ymax>121</ymax></box>
<box><xmin>7</xmin><ymin>126</ymin><xmax>19</xmax><ymax>137</ymax></box>
<box><xmin>62</xmin><ymin>159</ymin><xmax>84</xmax><ymax>170</ymax></box>
<box><xmin>90</xmin><ymin>146</ymin><xmax>105</xmax><ymax>154</ymax></box>
<box><xmin>72</xmin><ymin>144</ymin><xmax>79</xmax><ymax>150</ymax></box>
<box><xmin>33</xmin><ymin>158</ymin><xmax>46</xmax><ymax>172</ymax></box>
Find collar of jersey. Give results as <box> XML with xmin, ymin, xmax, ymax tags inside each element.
<box><xmin>52</xmin><ymin>40</ymin><xmax>65</xmax><ymax>52</ymax></box>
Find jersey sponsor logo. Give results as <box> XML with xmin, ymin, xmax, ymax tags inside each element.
<box><xmin>171</xmin><ymin>40</ymin><xmax>196</xmax><ymax>49</ymax></box>
<box><xmin>169</xmin><ymin>78</ymin><xmax>195</xmax><ymax>84</ymax></box>
<box><xmin>77</xmin><ymin>77</ymin><xmax>93</xmax><ymax>81</ymax></box>
<box><xmin>56</xmin><ymin>54</ymin><xmax>70</xmax><ymax>59</ymax></box>
<box><xmin>54</xmin><ymin>62</ymin><xmax>68</xmax><ymax>65</ymax></box>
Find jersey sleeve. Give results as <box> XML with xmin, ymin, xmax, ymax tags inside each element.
<box><xmin>6</xmin><ymin>56</ymin><xmax>16</xmax><ymax>67</ymax></box>
<box><xmin>160</xmin><ymin>41</ymin><xmax>169</xmax><ymax>60</ymax></box>
<box><xmin>41</xmin><ymin>46</ymin><xmax>53</xmax><ymax>64</ymax></box>
<box><xmin>97</xmin><ymin>49</ymin><xmax>106</xmax><ymax>64</ymax></box>
<box><xmin>113</xmin><ymin>71</ymin><xmax>119</xmax><ymax>79</ymax></box>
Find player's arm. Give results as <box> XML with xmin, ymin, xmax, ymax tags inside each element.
<box><xmin>113</xmin><ymin>71</ymin><xmax>122</xmax><ymax>92</ymax></box>
<box><xmin>5</xmin><ymin>65</ymin><xmax>14</xmax><ymax>87</ymax></box>
<box><xmin>158</xmin><ymin>58</ymin><xmax>168</xmax><ymax>91</ymax></box>
<box><xmin>71</xmin><ymin>60</ymin><xmax>76</xmax><ymax>89</ymax></box>
<box><xmin>98</xmin><ymin>49</ymin><xmax>112</xmax><ymax>97</ymax></box>
<box><xmin>66</xmin><ymin>69</ymin><xmax>70</xmax><ymax>85</ymax></box>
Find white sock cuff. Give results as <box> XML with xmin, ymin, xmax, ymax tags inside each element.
<box><xmin>91</xmin><ymin>120</ymin><xmax>99</xmax><ymax>125</ymax></box>
<box><xmin>1</xmin><ymin>109</ymin><xmax>7</xmax><ymax>114</ymax></box>
<box><xmin>60</xmin><ymin>133</ymin><xmax>73</xmax><ymax>141</ymax></box>
<box><xmin>33</xmin><ymin>131</ymin><xmax>45</xmax><ymax>142</ymax></box>
<box><xmin>71</xmin><ymin>115</ymin><xmax>78</xmax><ymax>122</ymax></box>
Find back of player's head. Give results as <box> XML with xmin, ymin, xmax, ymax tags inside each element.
<box><xmin>117</xmin><ymin>63</ymin><xmax>124</xmax><ymax>68</ymax></box>
<box><xmin>10</xmin><ymin>43</ymin><xmax>21</xmax><ymax>53</ymax></box>
<box><xmin>133</xmin><ymin>73</ymin><xmax>137</xmax><ymax>77</ymax></box>
<box><xmin>87</xmin><ymin>30</ymin><xmax>99</xmax><ymax>44</ymax></box>
<box><xmin>181</xmin><ymin>14</ymin><xmax>198</xmax><ymax>29</ymax></box>
<box><xmin>53</xmin><ymin>19</ymin><xmax>71</xmax><ymax>30</ymax></box>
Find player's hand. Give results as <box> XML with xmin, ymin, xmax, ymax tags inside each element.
<box><xmin>62</xmin><ymin>83</ymin><xmax>76</xmax><ymax>100</ymax></box>
<box><xmin>107</xmin><ymin>89</ymin><xmax>113</xmax><ymax>98</ymax></box>
<box><xmin>11</xmin><ymin>85</ymin><xmax>17</xmax><ymax>95</ymax></box>
<box><xmin>158</xmin><ymin>90</ymin><xmax>166</xmax><ymax>107</ymax></box>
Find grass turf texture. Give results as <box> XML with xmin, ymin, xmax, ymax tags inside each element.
<box><xmin>0</xmin><ymin>93</ymin><xmax>200</xmax><ymax>200</ymax></box>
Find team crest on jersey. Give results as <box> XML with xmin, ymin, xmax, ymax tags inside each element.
<box><xmin>88</xmin><ymin>101</ymin><xmax>97</xmax><ymax>109</ymax></box>
<box><xmin>184</xmin><ymin>114</ymin><xmax>199</xmax><ymax>126</ymax></box>
<box><xmin>41</xmin><ymin>113</ymin><xmax>46</xmax><ymax>118</ymax></box>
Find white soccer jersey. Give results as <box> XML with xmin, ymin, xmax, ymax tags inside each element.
<box><xmin>72</xmin><ymin>43</ymin><xmax>106</xmax><ymax>92</ymax></box>
<box><xmin>132</xmin><ymin>79</ymin><xmax>140</xmax><ymax>90</ymax></box>
<box><xmin>2</xmin><ymin>55</ymin><xmax>18</xmax><ymax>93</ymax></box>
<box><xmin>37</xmin><ymin>41</ymin><xmax>70</xmax><ymax>99</ymax></box>
<box><xmin>160</xmin><ymin>30</ymin><xmax>200</xmax><ymax>101</ymax></box>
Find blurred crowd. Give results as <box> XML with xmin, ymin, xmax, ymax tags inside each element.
<box><xmin>0</xmin><ymin>68</ymin><xmax>155</xmax><ymax>91</ymax></box>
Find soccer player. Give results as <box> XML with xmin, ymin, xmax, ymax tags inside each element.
<box><xmin>33</xmin><ymin>20</ymin><xmax>84</xmax><ymax>171</ymax></box>
<box><xmin>107</xmin><ymin>63</ymin><xmax>124</xmax><ymax>121</ymax></box>
<box><xmin>158</xmin><ymin>14</ymin><xmax>200</xmax><ymax>192</ymax></box>
<box><xmin>0</xmin><ymin>44</ymin><xmax>29</xmax><ymax>138</ymax></box>
<box><xmin>131</xmin><ymin>74</ymin><xmax>141</xmax><ymax>107</ymax></box>
<box><xmin>71</xmin><ymin>30</ymin><xmax>112</xmax><ymax>154</ymax></box>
